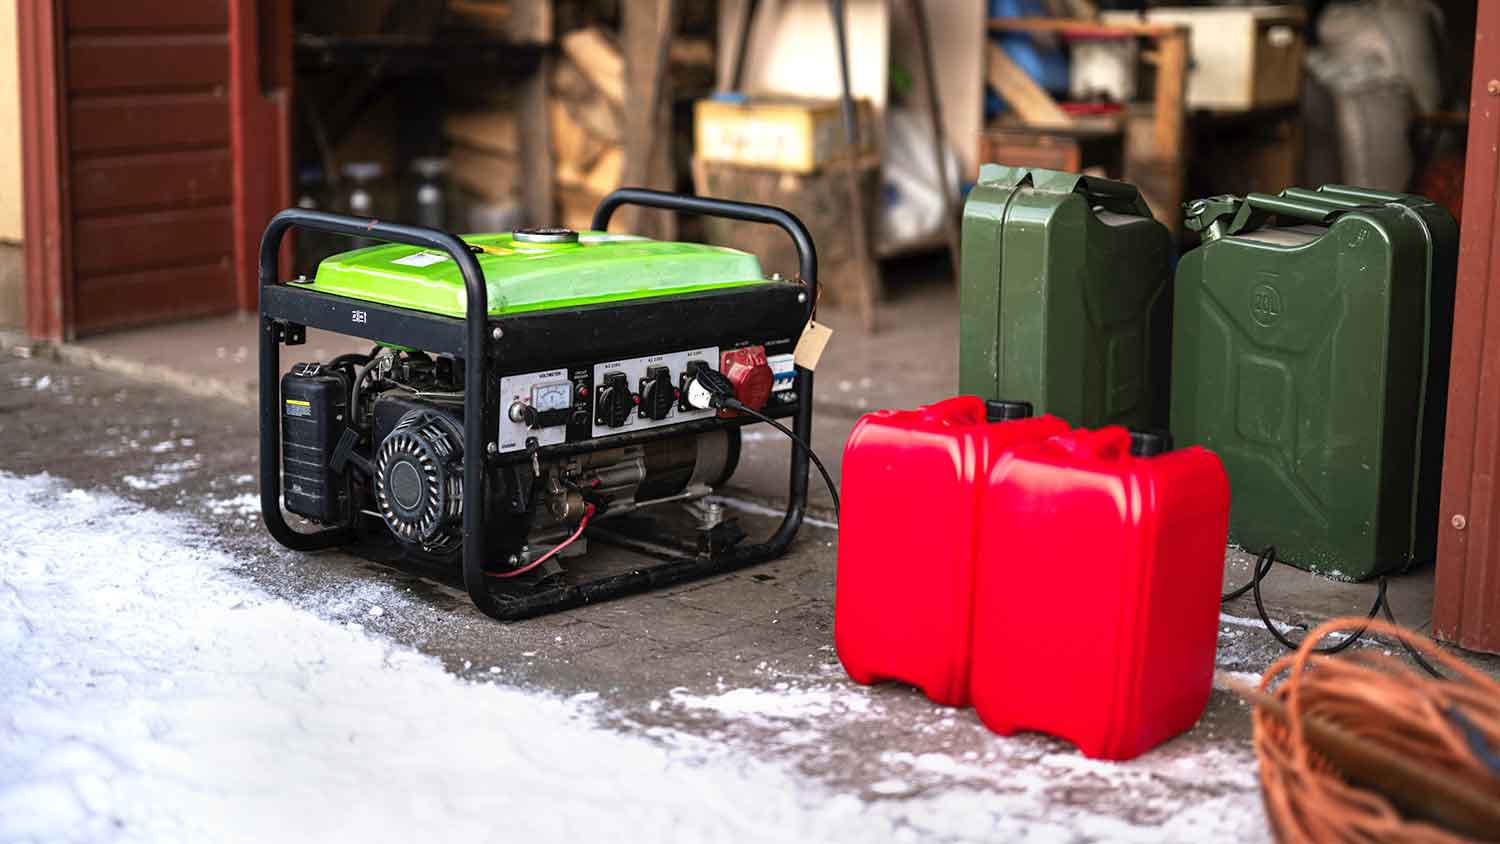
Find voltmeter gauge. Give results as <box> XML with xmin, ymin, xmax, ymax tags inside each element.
<box><xmin>530</xmin><ymin>382</ymin><xmax>572</xmax><ymax>412</ymax></box>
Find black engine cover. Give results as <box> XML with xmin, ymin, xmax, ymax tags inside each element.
<box><xmin>280</xmin><ymin>363</ymin><xmax>351</xmax><ymax>524</ymax></box>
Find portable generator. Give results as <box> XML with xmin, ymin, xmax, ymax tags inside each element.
<box><xmin>259</xmin><ymin>189</ymin><xmax>818</xmax><ymax>620</ymax></box>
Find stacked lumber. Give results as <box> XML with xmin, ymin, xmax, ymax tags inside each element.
<box><xmin>443</xmin><ymin>100</ymin><xmax>524</xmax><ymax>227</ymax></box>
<box><xmin>552</xmin><ymin>26</ymin><xmax>626</xmax><ymax>230</ymax></box>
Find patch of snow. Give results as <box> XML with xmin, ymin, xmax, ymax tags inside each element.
<box><xmin>669</xmin><ymin>683</ymin><xmax>873</xmax><ymax>722</ymax></box>
<box><xmin>1212</xmin><ymin>671</ymin><xmax>1263</xmax><ymax>692</ymax></box>
<box><xmin>204</xmin><ymin>492</ymin><xmax>261</xmax><ymax>518</ymax></box>
<box><xmin>120</xmin><ymin>458</ymin><xmax>202</xmax><ymax>492</ymax></box>
<box><xmin>1</xmin><ymin>473</ymin><xmax>1272</xmax><ymax>843</ymax></box>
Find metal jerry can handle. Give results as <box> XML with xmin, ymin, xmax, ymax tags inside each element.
<box><xmin>1185</xmin><ymin>193</ymin><xmax>1347</xmax><ymax>240</ymax></box>
<box><xmin>978</xmin><ymin>164</ymin><xmax>1153</xmax><ymax>217</ymax></box>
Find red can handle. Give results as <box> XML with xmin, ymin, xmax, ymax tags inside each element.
<box><xmin>920</xmin><ymin>396</ymin><xmax>985</xmax><ymax>427</ymax></box>
<box><xmin>1046</xmin><ymin>427</ymin><xmax>1132</xmax><ymax>461</ymax></box>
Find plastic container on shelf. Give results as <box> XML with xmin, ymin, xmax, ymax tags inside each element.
<box><xmin>405</xmin><ymin>156</ymin><xmax>452</xmax><ymax>231</ymax></box>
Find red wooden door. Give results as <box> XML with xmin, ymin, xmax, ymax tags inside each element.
<box><xmin>22</xmin><ymin>0</ymin><xmax>242</xmax><ymax>339</ymax></box>
<box><xmin>1434</xmin><ymin>3</ymin><xmax>1500</xmax><ymax>655</ymax></box>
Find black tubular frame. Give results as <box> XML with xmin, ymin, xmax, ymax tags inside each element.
<box><xmin>260</xmin><ymin>188</ymin><xmax>818</xmax><ymax>621</ymax></box>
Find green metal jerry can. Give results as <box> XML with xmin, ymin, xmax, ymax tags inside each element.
<box><xmin>1171</xmin><ymin>186</ymin><xmax>1457</xmax><ymax>579</ymax></box>
<box><xmin>959</xmin><ymin>165</ymin><xmax>1173</xmax><ymax>429</ymax></box>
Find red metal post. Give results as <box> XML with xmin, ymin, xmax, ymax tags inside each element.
<box><xmin>229</xmin><ymin>0</ymin><xmax>293</xmax><ymax>308</ymax></box>
<box><xmin>18</xmin><ymin>0</ymin><xmax>71</xmax><ymax>342</ymax></box>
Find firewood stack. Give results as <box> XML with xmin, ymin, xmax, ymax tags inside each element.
<box><xmin>551</xmin><ymin>26</ymin><xmax>626</xmax><ymax>231</ymax></box>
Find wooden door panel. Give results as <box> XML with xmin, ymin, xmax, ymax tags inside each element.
<box><xmin>68</xmin><ymin>36</ymin><xmax>230</xmax><ymax>92</ymax></box>
<box><xmin>72</xmin><ymin>150</ymin><xmax>233</xmax><ymax>214</ymax></box>
<box><xmin>65</xmin><ymin>1</ymin><xmax>228</xmax><ymax>31</ymax></box>
<box><xmin>74</xmin><ymin>263</ymin><xmax>235</xmax><ymax>334</ymax></box>
<box><xmin>72</xmin><ymin>208</ymin><xmax>234</xmax><ymax>277</ymax></box>
<box><xmin>23</xmin><ymin>0</ymin><xmax>263</xmax><ymax>340</ymax></box>
<box><xmin>69</xmin><ymin>95</ymin><xmax>232</xmax><ymax>153</ymax></box>
<box><xmin>58</xmin><ymin>0</ymin><xmax>237</xmax><ymax>334</ymax></box>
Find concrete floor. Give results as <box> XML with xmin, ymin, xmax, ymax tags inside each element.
<box><xmin>2</xmin><ymin>262</ymin><xmax>1495</xmax><ymax>839</ymax></box>
<box><xmin>45</xmin><ymin>262</ymin><xmax>1456</xmax><ymax>640</ymax></box>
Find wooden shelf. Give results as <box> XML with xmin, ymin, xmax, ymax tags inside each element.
<box><xmin>987</xmin><ymin>17</ymin><xmax>1188</xmax><ymax>39</ymax></box>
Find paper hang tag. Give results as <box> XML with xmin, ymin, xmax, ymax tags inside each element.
<box><xmin>793</xmin><ymin>320</ymin><xmax>834</xmax><ymax>371</ymax></box>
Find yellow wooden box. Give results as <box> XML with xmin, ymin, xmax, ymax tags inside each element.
<box><xmin>693</xmin><ymin>96</ymin><xmax>876</xmax><ymax>174</ymax></box>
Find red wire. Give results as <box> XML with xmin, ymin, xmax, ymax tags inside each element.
<box><xmin>486</xmin><ymin>503</ymin><xmax>595</xmax><ymax>579</ymax></box>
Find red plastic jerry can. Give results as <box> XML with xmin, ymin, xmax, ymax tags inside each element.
<box><xmin>969</xmin><ymin>426</ymin><xmax>1230</xmax><ymax>760</ymax></box>
<box><xmin>835</xmin><ymin>396</ymin><xmax>1071</xmax><ymax>706</ymax></box>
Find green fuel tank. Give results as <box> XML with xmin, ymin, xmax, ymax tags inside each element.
<box><xmin>1170</xmin><ymin>187</ymin><xmax>1457</xmax><ymax>579</ymax></box>
<box><xmin>958</xmin><ymin>165</ymin><xmax>1173</xmax><ymax>430</ymax></box>
<box><xmin>301</xmin><ymin>229</ymin><xmax>770</xmax><ymax>318</ymax></box>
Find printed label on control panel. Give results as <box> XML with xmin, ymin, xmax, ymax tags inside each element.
<box><xmin>768</xmin><ymin>353</ymin><xmax>795</xmax><ymax>392</ymax></box>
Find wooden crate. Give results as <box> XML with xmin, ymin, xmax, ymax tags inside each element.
<box><xmin>977</xmin><ymin>125</ymin><xmax>1125</xmax><ymax>178</ymax></box>
<box><xmin>694</xmin><ymin>96</ymin><xmax>876</xmax><ymax>174</ymax></box>
<box><xmin>691</xmin><ymin>156</ymin><xmax>879</xmax><ymax>309</ymax></box>
<box><xmin>1114</xmin><ymin>5</ymin><xmax>1306</xmax><ymax>112</ymax></box>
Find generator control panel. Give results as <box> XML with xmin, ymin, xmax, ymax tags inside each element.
<box><xmin>496</xmin><ymin>346</ymin><xmax>716</xmax><ymax>454</ymax></box>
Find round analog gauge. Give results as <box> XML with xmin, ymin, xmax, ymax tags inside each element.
<box><xmin>530</xmin><ymin>382</ymin><xmax>572</xmax><ymax>412</ymax></box>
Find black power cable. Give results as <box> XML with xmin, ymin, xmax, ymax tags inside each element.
<box><xmin>1223</xmin><ymin>545</ymin><xmax>1443</xmax><ymax>677</ymax></box>
<box><xmin>721</xmin><ymin>398</ymin><xmax>840</xmax><ymax>518</ymax></box>
<box><xmin>684</xmin><ymin>367</ymin><xmax>840</xmax><ymax>519</ymax></box>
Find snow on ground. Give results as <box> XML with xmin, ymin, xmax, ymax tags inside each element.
<box><xmin>0</xmin><ymin>472</ymin><xmax>1268</xmax><ymax>843</ymax></box>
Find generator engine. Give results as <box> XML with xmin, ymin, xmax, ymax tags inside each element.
<box><xmin>281</xmin><ymin>347</ymin><xmax>748</xmax><ymax>567</ymax></box>
<box><xmin>261</xmin><ymin>189</ymin><xmax>816</xmax><ymax>620</ymax></box>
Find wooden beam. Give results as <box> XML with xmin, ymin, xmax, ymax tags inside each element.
<box><xmin>519</xmin><ymin>53</ymin><xmax>556</xmax><ymax>226</ymax></box>
<box><xmin>908</xmin><ymin>0</ymin><xmax>962</xmax><ymax>279</ymax></box>
<box><xmin>229</xmin><ymin>0</ymin><xmax>293</xmax><ymax>311</ymax></box>
<box><xmin>985</xmin><ymin>42</ymin><xmax>1072</xmax><ymax>127</ymax></box>
<box><xmin>560</xmin><ymin>27</ymin><xmax>625</xmax><ymax>107</ymax></box>
<box><xmin>621</xmin><ymin>0</ymin><xmax>678</xmax><ymax>238</ymax></box>
<box><xmin>1151</xmin><ymin>29</ymin><xmax>1188</xmax><ymax>161</ymax></box>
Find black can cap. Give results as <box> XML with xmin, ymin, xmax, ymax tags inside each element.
<box><xmin>985</xmin><ymin>399</ymin><xmax>1034</xmax><ymax>422</ymax></box>
<box><xmin>1129</xmin><ymin>429</ymin><xmax>1174</xmax><ymax>457</ymax></box>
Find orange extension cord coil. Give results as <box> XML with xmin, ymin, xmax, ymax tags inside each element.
<box><xmin>1252</xmin><ymin>617</ymin><xmax>1500</xmax><ymax>844</ymax></box>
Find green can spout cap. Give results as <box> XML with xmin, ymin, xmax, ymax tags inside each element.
<box><xmin>1184</xmin><ymin>195</ymin><xmax>1243</xmax><ymax>240</ymax></box>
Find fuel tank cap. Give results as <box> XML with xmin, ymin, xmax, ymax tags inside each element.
<box><xmin>513</xmin><ymin>226</ymin><xmax>580</xmax><ymax>244</ymax></box>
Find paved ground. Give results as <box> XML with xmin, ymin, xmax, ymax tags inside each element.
<box><xmin>3</xmin><ymin>265</ymin><xmax>1495</xmax><ymax>840</ymax></box>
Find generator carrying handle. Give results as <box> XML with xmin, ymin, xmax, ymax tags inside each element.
<box><xmin>591</xmin><ymin>188</ymin><xmax>818</xmax><ymax>314</ymax></box>
<box><xmin>257</xmin><ymin>209</ymin><xmax>503</xmax><ymax>621</ymax></box>
<box><xmin>593</xmin><ymin>187</ymin><xmax>819</xmax><ymax>555</ymax></box>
